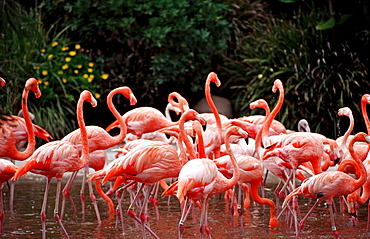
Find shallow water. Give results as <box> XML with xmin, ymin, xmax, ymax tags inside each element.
<box><xmin>2</xmin><ymin>170</ymin><xmax>370</xmax><ymax>239</ymax></box>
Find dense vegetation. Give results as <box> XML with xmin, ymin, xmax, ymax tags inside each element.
<box><xmin>0</xmin><ymin>0</ymin><xmax>368</xmax><ymax>139</ymax></box>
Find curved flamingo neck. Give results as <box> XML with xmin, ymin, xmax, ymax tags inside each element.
<box><xmin>178</xmin><ymin>110</ymin><xmax>197</xmax><ymax>160</ymax></box>
<box><xmin>205</xmin><ymin>73</ymin><xmax>222</xmax><ymax>144</ymax></box>
<box><xmin>168</xmin><ymin>92</ymin><xmax>189</xmax><ymax>113</ymax></box>
<box><xmin>223</xmin><ymin>127</ymin><xmax>246</xmax><ymax>191</ymax></box>
<box><xmin>348</xmin><ymin>132</ymin><xmax>369</xmax><ymax>188</ymax></box>
<box><xmin>106</xmin><ymin>87</ymin><xmax>136</xmax><ymax>147</ymax></box>
<box><xmin>256</xmin><ymin>80</ymin><xmax>284</xmax><ymax>159</ymax></box>
<box><xmin>361</xmin><ymin>94</ymin><xmax>370</xmax><ymax>134</ymax></box>
<box><xmin>77</xmin><ymin>92</ymin><xmax>90</xmax><ymax>169</ymax></box>
<box><xmin>338</xmin><ymin>107</ymin><xmax>354</xmax><ymax>154</ymax></box>
<box><xmin>193</xmin><ymin>121</ymin><xmax>206</xmax><ymax>158</ymax></box>
<box><xmin>250</xmin><ymin>99</ymin><xmax>270</xmax><ymax>117</ymax></box>
<box><xmin>12</xmin><ymin>78</ymin><xmax>39</xmax><ymax>160</ymax></box>
<box><xmin>250</xmin><ymin>182</ymin><xmax>278</xmax><ymax>228</ymax></box>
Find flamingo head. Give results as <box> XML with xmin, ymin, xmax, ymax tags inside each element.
<box><xmin>25</xmin><ymin>78</ymin><xmax>42</xmax><ymax>98</ymax></box>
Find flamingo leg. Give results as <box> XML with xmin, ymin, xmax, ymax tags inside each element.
<box><xmin>80</xmin><ymin>166</ymin><xmax>88</xmax><ymax>218</ymax></box>
<box><xmin>41</xmin><ymin>179</ymin><xmax>51</xmax><ymax>239</ymax></box>
<box><xmin>9</xmin><ymin>180</ymin><xmax>15</xmax><ymax>213</ymax></box>
<box><xmin>54</xmin><ymin>179</ymin><xmax>70</xmax><ymax>239</ymax></box>
<box><xmin>297</xmin><ymin>199</ymin><xmax>321</xmax><ymax>239</ymax></box>
<box><xmin>328</xmin><ymin>201</ymin><xmax>339</xmax><ymax>239</ymax></box>
<box><xmin>178</xmin><ymin>197</ymin><xmax>191</xmax><ymax>239</ymax></box>
<box><xmin>88</xmin><ymin>179</ymin><xmax>101</xmax><ymax>224</ymax></box>
<box><xmin>115</xmin><ymin>187</ymin><xmax>125</xmax><ymax>235</ymax></box>
<box><xmin>149</xmin><ymin>181</ymin><xmax>160</xmax><ymax>220</ymax></box>
<box><xmin>126</xmin><ymin>183</ymin><xmax>159</xmax><ymax>239</ymax></box>
<box><xmin>60</xmin><ymin>171</ymin><xmax>78</xmax><ymax>220</ymax></box>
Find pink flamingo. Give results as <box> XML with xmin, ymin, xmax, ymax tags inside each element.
<box><xmin>0</xmin><ymin>159</ymin><xmax>18</xmax><ymax>234</ymax></box>
<box><xmin>163</xmin><ymin>126</ymin><xmax>248</xmax><ymax>238</ymax></box>
<box><xmin>0</xmin><ymin>78</ymin><xmax>40</xmax><ymax>160</ymax></box>
<box><xmin>60</xmin><ymin>86</ymin><xmax>136</xmax><ymax>219</ymax></box>
<box><xmin>99</xmin><ymin>109</ymin><xmax>205</xmax><ymax>238</ymax></box>
<box><xmin>283</xmin><ymin>132</ymin><xmax>370</xmax><ymax>239</ymax></box>
<box><xmin>0</xmin><ymin>78</ymin><xmax>44</xmax><ymax>212</ymax></box>
<box><xmin>214</xmin><ymin>153</ymin><xmax>279</xmax><ymax>229</ymax></box>
<box><xmin>12</xmin><ymin>90</ymin><xmax>95</xmax><ymax>239</ymax></box>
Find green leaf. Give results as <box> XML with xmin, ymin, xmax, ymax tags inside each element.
<box><xmin>316</xmin><ymin>17</ymin><xmax>336</xmax><ymax>30</ymax></box>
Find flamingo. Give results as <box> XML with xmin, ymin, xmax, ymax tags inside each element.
<box><xmin>98</xmin><ymin>109</ymin><xmax>205</xmax><ymax>238</ymax></box>
<box><xmin>59</xmin><ymin>86</ymin><xmax>136</xmax><ymax>219</ymax></box>
<box><xmin>201</xmin><ymin>72</ymin><xmax>229</xmax><ymax>158</ymax></box>
<box><xmin>12</xmin><ymin>90</ymin><xmax>95</xmax><ymax>239</ymax></box>
<box><xmin>282</xmin><ymin>132</ymin><xmax>370</xmax><ymax>239</ymax></box>
<box><xmin>214</xmin><ymin>153</ymin><xmax>279</xmax><ymax>229</ymax></box>
<box><xmin>0</xmin><ymin>78</ymin><xmax>45</xmax><ymax>212</ymax></box>
<box><xmin>0</xmin><ymin>78</ymin><xmax>41</xmax><ymax>160</ymax></box>
<box><xmin>0</xmin><ymin>159</ymin><xmax>18</xmax><ymax>234</ymax></box>
<box><xmin>163</xmin><ymin>126</ymin><xmax>248</xmax><ymax>238</ymax></box>
<box><xmin>105</xmin><ymin>106</ymin><xmax>179</xmax><ymax>138</ymax></box>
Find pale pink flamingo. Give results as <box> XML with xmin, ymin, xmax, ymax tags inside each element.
<box><xmin>163</xmin><ymin>126</ymin><xmax>247</xmax><ymax>238</ymax></box>
<box><xmin>60</xmin><ymin>86</ymin><xmax>136</xmax><ymax>220</ymax></box>
<box><xmin>12</xmin><ymin>90</ymin><xmax>95</xmax><ymax>239</ymax></box>
<box><xmin>0</xmin><ymin>159</ymin><xmax>18</xmax><ymax>234</ymax></box>
<box><xmin>282</xmin><ymin>132</ymin><xmax>370</xmax><ymax>239</ymax></box>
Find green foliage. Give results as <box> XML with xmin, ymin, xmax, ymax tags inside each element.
<box><xmin>222</xmin><ymin>0</ymin><xmax>369</xmax><ymax>138</ymax></box>
<box><xmin>0</xmin><ymin>0</ymin><xmax>107</xmax><ymax>139</ymax></box>
<box><xmin>32</xmin><ymin>39</ymin><xmax>106</xmax><ymax>104</ymax></box>
<box><xmin>39</xmin><ymin>0</ymin><xmax>232</xmax><ymax>107</ymax></box>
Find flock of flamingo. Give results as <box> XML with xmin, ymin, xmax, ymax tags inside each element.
<box><xmin>1</xmin><ymin>73</ymin><xmax>370</xmax><ymax>239</ymax></box>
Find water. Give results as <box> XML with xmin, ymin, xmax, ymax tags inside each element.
<box><xmin>2</xmin><ymin>172</ymin><xmax>370</xmax><ymax>239</ymax></box>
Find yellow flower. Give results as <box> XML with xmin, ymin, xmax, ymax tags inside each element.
<box><xmin>77</xmin><ymin>65</ymin><xmax>83</xmax><ymax>69</ymax></box>
<box><xmin>88</xmin><ymin>78</ymin><xmax>93</xmax><ymax>82</ymax></box>
<box><xmin>42</xmin><ymin>70</ymin><xmax>48</xmax><ymax>76</ymax></box>
<box><xmin>48</xmin><ymin>54</ymin><xmax>53</xmax><ymax>59</ymax></box>
<box><xmin>87</xmin><ymin>68</ymin><xmax>93</xmax><ymax>73</ymax></box>
<box><xmin>83</xmin><ymin>74</ymin><xmax>88</xmax><ymax>78</ymax></box>
<box><xmin>257</xmin><ymin>74</ymin><xmax>263</xmax><ymax>79</ymax></box>
<box><xmin>52</xmin><ymin>42</ymin><xmax>58</xmax><ymax>47</ymax></box>
<box><xmin>88</xmin><ymin>62</ymin><xmax>94</xmax><ymax>67</ymax></box>
<box><xmin>102</xmin><ymin>73</ymin><xmax>109</xmax><ymax>80</ymax></box>
<box><xmin>41</xmin><ymin>49</ymin><xmax>46</xmax><ymax>53</ymax></box>
<box><xmin>69</xmin><ymin>51</ymin><xmax>76</xmax><ymax>56</ymax></box>
<box><xmin>62</xmin><ymin>78</ymin><xmax>67</xmax><ymax>83</ymax></box>
<box><xmin>44</xmin><ymin>81</ymin><xmax>49</xmax><ymax>86</ymax></box>
<box><xmin>37</xmin><ymin>79</ymin><xmax>43</xmax><ymax>84</ymax></box>
<box><xmin>65</xmin><ymin>57</ymin><xmax>71</xmax><ymax>62</ymax></box>
<box><xmin>89</xmin><ymin>74</ymin><xmax>94</xmax><ymax>79</ymax></box>
<box><xmin>74</xmin><ymin>70</ymin><xmax>79</xmax><ymax>74</ymax></box>
<box><xmin>95</xmin><ymin>93</ymin><xmax>101</xmax><ymax>99</ymax></box>
<box><xmin>57</xmin><ymin>71</ymin><xmax>63</xmax><ymax>75</ymax></box>
<box><xmin>62</xmin><ymin>64</ymin><xmax>69</xmax><ymax>70</ymax></box>
<box><xmin>62</xmin><ymin>47</ymin><xmax>69</xmax><ymax>51</ymax></box>
<box><xmin>75</xmin><ymin>44</ymin><xmax>81</xmax><ymax>50</ymax></box>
